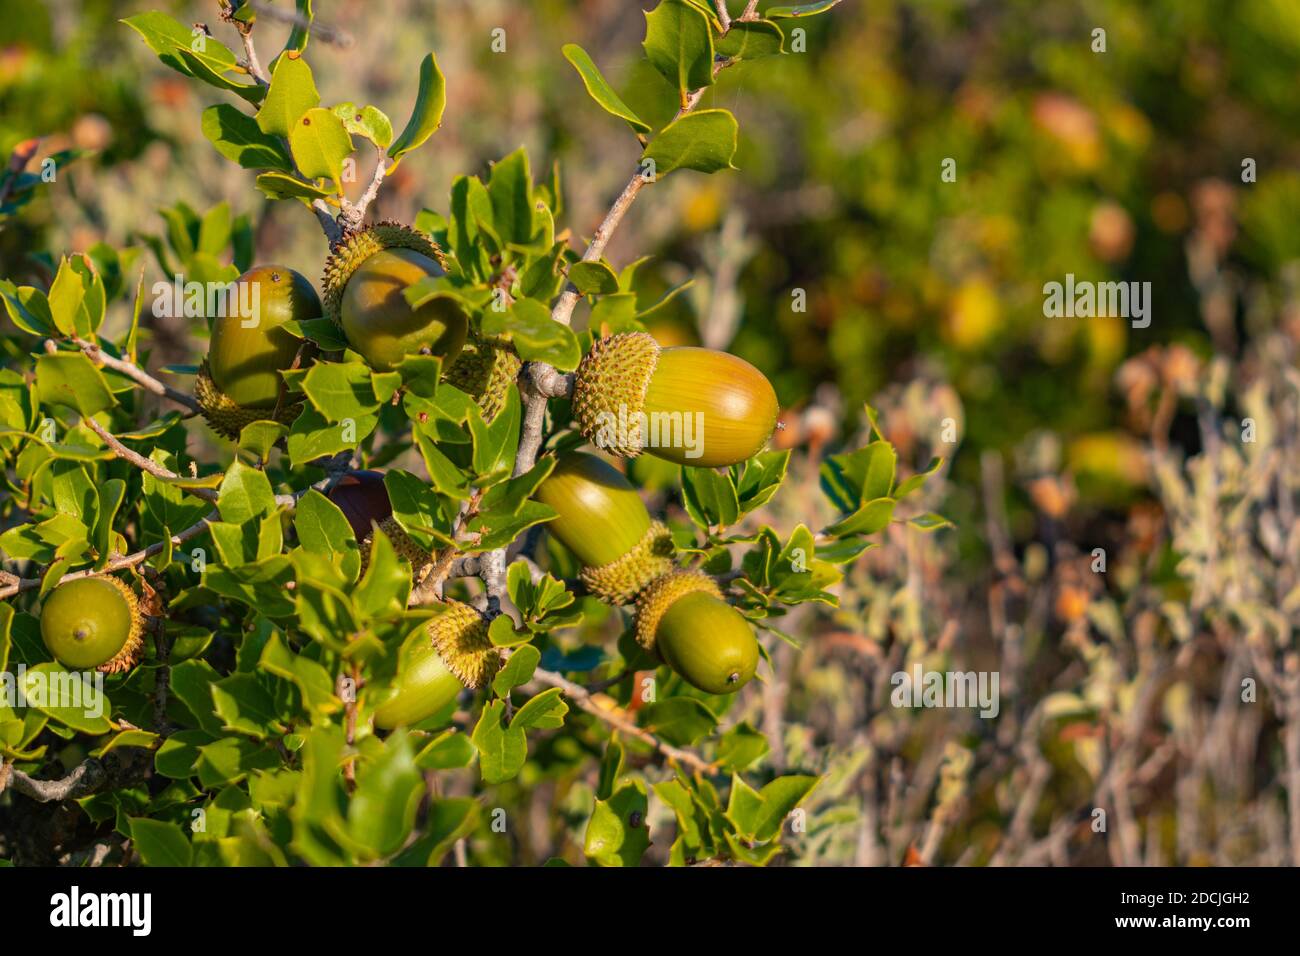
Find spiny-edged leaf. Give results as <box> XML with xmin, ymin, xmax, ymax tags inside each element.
<box><xmin>642</xmin><ymin>109</ymin><xmax>739</xmax><ymax>177</ymax></box>
<box><xmin>681</xmin><ymin>465</ymin><xmax>741</xmax><ymax>528</ymax></box>
<box><xmin>584</xmin><ymin>779</ymin><xmax>650</xmax><ymax>867</ymax></box>
<box><xmin>492</xmin><ymin>643</ymin><xmax>540</xmax><ymax>697</ymax></box>
<box><xmin>289</xmin><ymin>107</ymin><xmax>353</xmax><ymax>193</ymax></box>
<box><xmin>256</xmin><ymin>52</ymin><xmax>320</xmax><ymax>137</ymax></box>
<box><xmin>217</xmin><ymin>460</ymin><xmax>278</xmax><ymax>524</ymax></box>
<box><xmin>202</xmin><ymin>104</ymin><xmax>293</xmax><ymax>171</ymax></box>
<box><xmin>562</xmin><ymin>44</ymin><xmax>651</xmax><ymax>134</ymax></box>
<box><xmin>716</xmin><ymin>721</ymin><xmax>770</xmax><ymax>771</ymax></box>
<box><xmin>259</xmin><ymin>632</ymin><xmax>340</xmax><ymax>717</ymax></box>
<box><xmin>642</xmin><ymin>0</ymin><xmax>715</xmax><ymax>94</ymax></box>
<box><xmin>211</xmin><ymin>672</ymin><xmax>285</xmax><ymax>740</ymax></box>
<box><xmin>482</xmin><ymin>298</ymin><xmax>582</xmax><ymax>371</ymax></box>
<box><xmin>389</xmin><ymin>53</ymin><xmax>447</xmax><ymax>164</ymax></box>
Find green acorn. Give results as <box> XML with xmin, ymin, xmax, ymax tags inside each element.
<box><xmin>372</xmin><ymin>601</ymin><xmax>500</xmax><ymax>729</ymax></box>
<box><xmin>533</xmin><ymin>452</ymin><xmax>675</xmax><ymax>604</ymax></box>
<box><xmin>321</xmin><ymin>221</ymin><xmax>468</xmax><ymax>372</ymax></box>
<box><xmin>571</xmin><ymin>332</ymin><xmax>780</xmax><ymax>467</ymax></box>
<box><xmin>635</xmin><ymin>569</ymin><xmax>759</xmax><ymax>695</ymax></box>
<box><xmin>443</xmin><ymin>332</ymin><xmax>522</xmax><ymax>422</ymax></box>
<box><xmin>196</xmin><ymin>265</ymin><xmax>321</xmax><ymax>440</ymax></box>
<box><xmin>325</xmin><ymin>470</ymin><xmax>433</xmax><ymax>577</ymax></box>
<box><xmin>39</xmin><ymin>576</ymin><xmax>145</xmax><ymax>674</ymax></box>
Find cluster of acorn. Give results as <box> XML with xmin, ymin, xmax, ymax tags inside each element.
<box><xmin>37</xmin><ymin>222</ymin><xmax>781</xmax><ymax>732</ymax></box>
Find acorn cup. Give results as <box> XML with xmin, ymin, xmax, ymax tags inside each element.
<box><xmin>372</xmin><ymin>600</ymin><xmax>501</xmax><ymax>730</ymax></box>
<box><xmin>443</xmin><ymin>331</ymin><xmax>522</xmax><ymax>423</ymax></box>
<box><xmin>326</xmin><ymin>470</ymin><xmax>433</xmax><ymax>577</ymax></box>
<box><xmin>321</xmin><ymin>221</ymin><xmax>468</xmax><ymax>372</ymax></box>
<box><xmin>571</xmin><ymin>332</ymin><xmax>780</xmax><ymax>467</ymax></box>
<box><xmin>196</xmin><ymin>265</ymin><xmax>322</xmax><ymax>440</ymax></box>
<box><xmin>533</xmin><ymin>451</ymin><xmax>675</xmax><ymax>605</ymax></box>
<box><xmin>39</xmin><ymin>576</ymin><xmax>145</xmax><ymax>674</ymax></box>
<box><xmin>635</xmin><ymin>569</ymin><xmax>759</xmax><ymax>695</ymax></box>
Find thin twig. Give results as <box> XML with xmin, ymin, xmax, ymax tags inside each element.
<box><xmin>83</xmin><ymin>417</ymin><xmax>219</xmax><ymax>502</ymax></box>
<box><xmin>73</xmin><ymin>337</ymin><xmax>200</xmax><ymax>413</ymax></box>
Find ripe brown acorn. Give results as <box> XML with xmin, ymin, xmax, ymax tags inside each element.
<box><xmin>321</xmin><ymin>222</ymin><xmax>468</xmax><ymax>372</ymax></box>
<box><xmin>39</xmin><ymin>576</ymin><xmax>145</xmax><ymax>673</ymax></box>
<box><xmin>635</xmin><ymin>570</ymin><xmax>759</xmax><ymax>695</ymax></box>
<box><xmin>571</xmin><ymin>332</ymin><xmax>780</xmax><ymax>467</ymax></box>
<box><xmin>533</xmin><ymin>452</ymin><xmax>675</xmax><ymax>605</ymax></box>
<box><xmin>195</xmin><ymin>265</ymin><xmax>321</xmax><ymax>439</ymax></box>
<box><xmin>326</xmin><ymin>470</ymin><xmax>433</xmax><ymax>576</ymax></box>
<box><xmin>372</xmin><ymin>600</ymin><xmax>500</xmax><ymax>729</ymax></box>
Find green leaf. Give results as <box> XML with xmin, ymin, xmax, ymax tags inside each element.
<box><xmin>492</xmin><ymin>644</ymin><xmax>540</xmax><ymax>697</ymax></box>
<box><xmin>129</xmin><ymin>818</ymin><xmax>193</xmax><ymax>867</ymax></box>
<box><xmin>584</xmin><ymin>780</ymin><xmax>650</xmax><ymax>867</ymax></box>
<box><xmin>471</xmin><ymin>699</ymin><xmax>526</xmax><ymax>784</ymax></box>
<box><xmin>764</xmin><ymin>0</ymin><xmax>842</xmax><ymax>18</ymax></box>
<box><xmin>681</xmin><ymin>465</ymin><xmax>741</xmax><ymax>528</ymax></box>
<box><xmin>348</xmin><ymin>730</ymin><xmax>423</xmax><ymax>857</ymax></box>
<box><xmin>414</xmin><ymin>731</ymin><xmax>476</xmax><ymax>770</ymax></box>
<box><xmin>217</xmin><ymin>460</ymin><xmax>278</xmax><ymax>524</ymax></box>
<box><xmin>169</xmin><ymin>660</ymin><xmax>227</xmax><ymax>736</ymax></box>
<box><xmin>202</xmin><ymin>104</ymin><xmax>293</xmax><ymax>171</ymax></box>
<box><xmin>728</xmin><ymin>773</ymin><xmax>820</xmax><ymax>842</ymax></box>
<box><xmin>482</xmin><ymin>299</ymin><xmax>582</xmax><ymax>371</ymax></box>
<box><xmin>908</xmin><ymin>513</ymin><xmax>954</xmax><ymax>532</ymax></box>
<box><xmin>643</xmin><ymin>0</ymin><xmax>715</xmax><ymax>95</ymax></box>
<box><xmin>569</xmin><ymin>261</ymin><xmax>621</xmax><ymax>295</ymax></box>
<box><xmin>826</xmin><ymin>496</ymin><xmax>894</xmax><ymax>536</ymax></box>
<box><xmin>122</xmin><ymin>12</ymin><xmax>238</xmax><ymax>77</ymax></box>
<box><xmin>155</xmin><ymin>729</ymin><xmax>212</xmax><ymax>779</ymax></box>
<box><xmin>196</xmin><ymin>736</ymin><xmax>281</xmax><ymax>788</ymax></box>
<box><xmin>642</xmin><ymin>109</ymin><xmax>739</xmax><ymax>177</ymax></box>
<box><xmin>18</xmin><ymin>664</ymin><xmax>113</xmax><ymax>735</ymax></box>
<box><xmin>331</xmin><ymin>102</ymin><xmax>394</xmax><ymax>149</ymax></box>
<box><xmin>255</xmin><ymin>171</ymin><xmax>333</xmax><ymax>201</ymax></box>
<box><xmin>259</xmin><ymin>632</ymin><xmax>340</xmax><ymax>718</ymax></box>
<box><xmin>510</xmin><ymin>686</ymin><xmax>568</xmax><ymax>731</ymax></box>
<box><xmin>211</xmin><ymin>673</ymin><xmax>285</xmax><ymax>740</ymax></box>
<box><xmin>597</xmin><ymin>739</ymin><xmax>625</xmax><ymax>800</ymax></box>
<box><xmin>893</xmin><ymin>457</ymin><xmax>944</xmax><ymax>498</ymax></box>
<box><xmin>256</xmin><ymin>53</ymin><xmax>320</xmax><ymax>138</ymax></box>
<box><xmin>487</xmin><ymin>147</ymin><xmax>534</xmax><ymax>247</ymax></box>
<box><xmin>35</xmin><ymin>352</ymin><xmax>115</xmax><ymax>415</ymax></box>
<box><xmin>716</xmin><ymin>19</ymin><xmax>785</xmax><ymax>59</ymax></box>
<box><xmin>174</xmin><ymin>49</ymin><xmax>265</xmax><ymax>105</ymax></box>
<box><xmin>561</xmin><ymin>44</ymin><xmax>651</xmax><ymax>134</ymax></box>
<box><xmin>389</xmin><ymin>53</ymin><xmax>447</xmax><ymax>165</ymax></box>
<box><xmin>289</xmin><ymin>107</ymin><xmax>353</xmax><ymax>193</ymax></box>
<box><xmin>639</xmin><ymin>697</ymin><xmax>717</xmax><ymax>746</ymax></box>
<box><xmin>716</xmin><ymin>721</ymin><xmax>769</xmax><ymax>771</ymax></box>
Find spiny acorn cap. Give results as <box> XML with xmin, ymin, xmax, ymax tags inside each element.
<box><xmin>321</xmin><ymin>221</ymin><xmax>449</xmax><ymax>328</ymax></box>
<box><xmin>633</xmin><ymin>568</ymin><xmax>722</xmax><ymax>653</ymax></box>
<box><xmin>427</xmin><ymin>600</ymin><xmax>501</xmax><ymax>690</ymax></box>
<box><xmin>444</xmin><ymin>332</ymin><xmax>522</xmax><ymax>422</ymax></box>
<box><xmin>360</xmin><ymin>516</ymin><xmax>434</xmax><ymax>579</ymax></box>
<box><xmin>40</xmin><ymin>575</ymin><xmax>145</xmax><ymax>674</ymax></box>
<box><xmin>571</xmin><ymin>332</ymin><xmax>660</xmax><ymax>457</ymax></box>
<box><xmin>580</xmin><ymin>520</ymin><xmax>675</xmax><ymax>605</ymax></box>
<box><xmin>195</xmin><ymin>359</ymin><xmax>302</xmax><ymax>440</ymax></box>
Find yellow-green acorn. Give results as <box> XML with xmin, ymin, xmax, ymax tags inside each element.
<box><xmin>39</xmin><ymin>576</ymin><xmax>145</xmax><ymax>674</ymax></box>
<box><xmin>443</xmin><ymin>332</ymin><xmax>522</xmax><ymax>422</ymax></box>
<box><xmin>635</xmin><ymin>570</ymin><xmax>759</xmax><ymax>695</ymax></box>
<box><xmin>321</xmin><ymin>222</ymin><xmax>468</xmax><ymax>372</ymax></box>
<box><xmin>196</xmin><ymin>265</ymin><xmax>321</xmax><ymax>439</ymax></box>
<box><xmin>372</xmin><ymin>601</ymin><xmax>500</xmax><ymax>730</ymax></box>
<box><xmin>325</xmin><ymin>470</ymin><xmax>433</xmax><ymax>577</ymax></box>
<box><xmin>533</xmin><ymin>452</ymin><xmax>675</xmax><ymax>604</ymax></box>
<box><xmin>571</xmin><ymin>332</ymin><xmax>780</xmax><ymax>467</ymax></box>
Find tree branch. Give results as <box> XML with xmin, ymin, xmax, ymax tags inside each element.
<box><xmin>82</xmin><ymin>416</ymin><xmax>219</xmax><ymax>503</ymax></box>
<box><xmin>72</xmin><ymin>337</ymin><xmax>200</xmax><ymax>413</ymax></box>
<box><xmin>1</xmin><ymin>758</ymin><xmax>106</xmax><ymax>802</ymax></box>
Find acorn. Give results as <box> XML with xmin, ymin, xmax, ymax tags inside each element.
<box><xmin>571</xmin><ymin>332</ymin><xmax>779</xmax><ymax>467</ymax></box>
<box><xmin>372</xmin><ymin>600</ymin><xmax>501</xmax><ymax>729</ymax></box>
<box><xmin>533</xmin><ymin>452</ymin><xmax>675</xmax><ymax>605</ymax></box>
<box><xmin>196</xmin><ymin>265</ymin><xmax>321</xmax><ymax>440</ymax></box>
<box><xmin>321</xmin><ymin>221</ymin><xmax>468</xmax><ymax>372</ymax></box>
<box><xmin>634</xmin><ymin>570</ymin><xmax>758</xmax><ymax>695</ymax></box>
<box><xmin>443</xmin><ymin>331</ymin><xmax>522</xmax><ymax>422</ymax></box>
<box><xmin>325</xmin><ymin>470</ymin><xmax>433</xmax><ymax>576</ymax></box>
<box><xmin>39</xmin><ymin>576</ymin><xmax>145</xmax><ymax>674</ymax></box>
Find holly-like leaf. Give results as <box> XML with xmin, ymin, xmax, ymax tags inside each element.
<box><xmin>569</xmin><ymin>261</ymin><xmax>621</xmax><ymax>295</ymax></box>
<box><xmin>482</xmin><ymin>299</ymin><xmax>582</xmax><ymax>371</ymax></box>
<box><xmin>389</xmin><ymin>53</ymin><xmax>447</xmax><ymax>165</ymax></box>
<box><xmin>716</xmin><ymin>19</ymin><xmax>785</xmax><ymax>59</ymax></box>
<box><xmin>256</xmin><ymin>53</ymin><xmax>320</xmax><ymax>138</ymax></box>
<box><xmin>129</xmin><ymin>818</ymin><xmax>193</xmax><ymax>867</ymax></box>
<box><xmin>584</xmin><ymin>780</ymin><xmax>650</xmax><ymax>867</ymax></box>
<box><xmin>35</xmin><ymin>352</ymin><xmax>115</xmax><ymax>415</ymax></box>
<box><xmin>642</xmin><ymin>0</ymin><xmax>715</xmax><ymax>95</ymax></box>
